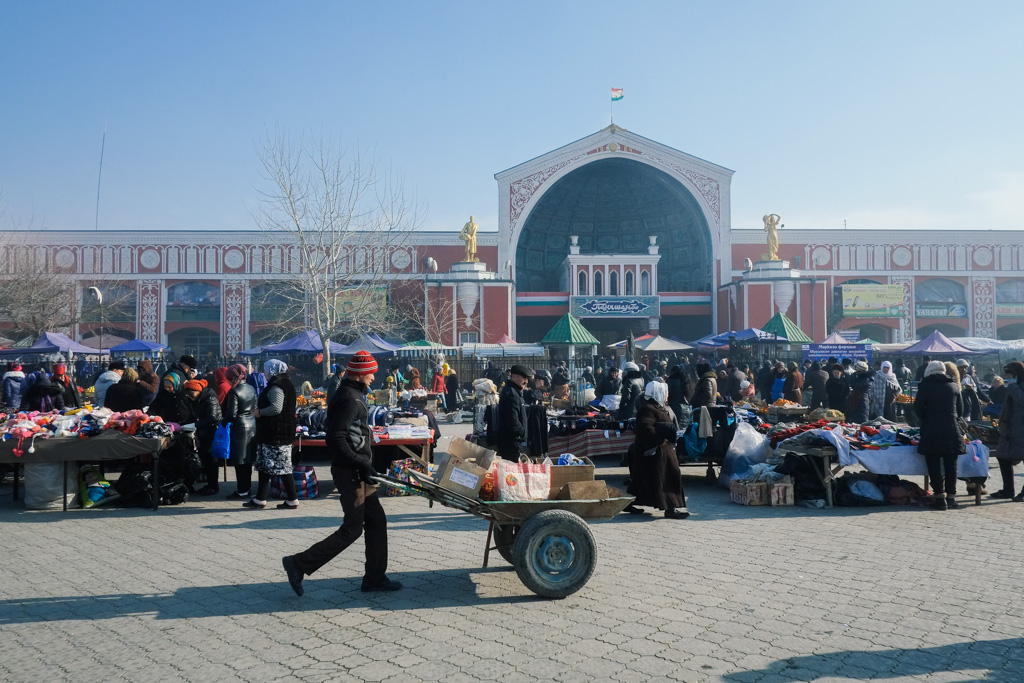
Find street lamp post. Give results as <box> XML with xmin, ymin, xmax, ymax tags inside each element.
<box><xmin>423</xmin><ymin>257</ymin><xmax>437</xmax><ymax>340</ymax></box>
<box><xmin>87</xmin><ymin>286</ymin><xmax>104</xmax><ymax>365</ymax></box>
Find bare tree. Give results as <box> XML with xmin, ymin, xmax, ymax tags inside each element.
<box><xmin>252</xmin><ymin>131</ymin><xmax>424</xmax><ymax>378</ymax></box>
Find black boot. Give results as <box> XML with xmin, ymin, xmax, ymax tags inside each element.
<box><xmin>1014</xmin><ymin>489</ymin><xmax>1024</xmax><ymax>503</ymax></box>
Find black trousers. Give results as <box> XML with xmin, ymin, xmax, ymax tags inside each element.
<box><xmin>925</xmin><ymin>453</ymin><xmax>958</xmax><ymax>497</ymax></box>
<box><xmin>255</xmin><ymin>470</ymin><xmax>297</xmax><ymax>501</ymax></box>
<box><xmin>292</xmin><ymin>466</ymin><xmax>388</xmax><ymax>581</ymax></box>
<box><xmin>998</xmin><ymin>458</ymin><xmax>1017</xmax><ymax>493</ymax></box>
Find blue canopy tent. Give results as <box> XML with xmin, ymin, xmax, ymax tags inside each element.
<box><xmin>238</xmin><ymin>346</ymin><xmax>265</xmax><ymax>357</ymax></box>
<box><xmin>0</xmin><ymin>332</ymin><xmax>103</xmax><ymax>357</ymax></box>
<box><xmin>109</xmin><ymin>339</ymin><xmax>169</xmax><ymax>355</ymax></box>
<box><xmin>263</xmin><ymin>330</ymin><xmax>348</xmax><ymax>355</ymax></box>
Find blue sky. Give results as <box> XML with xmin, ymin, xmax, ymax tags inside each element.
<box><xmin>2</xmin><ymin>1</ymin><xmax>1022</xmax><ymax>235</ymax></box>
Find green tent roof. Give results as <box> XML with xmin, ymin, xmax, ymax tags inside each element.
<box><xmin>540</xmin><ymin>314</ymin><xmax>600</xmax><ymax>346</ymax></box>
<box><xmin>762</xmin><ymin>312</ymin><xmax>813</xmax><ymax>343</ymax></box>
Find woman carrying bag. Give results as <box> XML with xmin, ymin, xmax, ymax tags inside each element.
<box><xmin>221</xmin><ymin>364</ymin><xmax>258</xmax><ymax>500</ymax></box>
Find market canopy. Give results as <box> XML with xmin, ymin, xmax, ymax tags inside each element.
<box><xmin>761</xmin><ymin>312</ymin><xmax>812</xmax><ymax>343</ymax></box>
<box><xmin>263</xmin><ymin>330</ymin><xmax>347</xmax><ymax>355</ymax></box>
<box><xmin>365</xmin><ymin>333</ymin><xmax>403</xmax><ymax>352</ymax></box>
<box><xmin>539</xmin><ymin>314</ymin><xmax>600</xmax><ymax>346</ymax></box>
<box><xmin>0</xmin><ymin>332</ymin><xmax>103</xmax><ymax>357</ymax></box>
<box><xmin>818</xmin><ymin>331</ymin><xmax>861</xmax><ymax>345</ymax></box>
<box><xmin>608</xmin><ymin>334</ymin><xmax>692</xmax><ymax>351</ymax></box>
<box><xmin>496</xmin><ymin>333</ymin><xmax>517</xmax><ymax>344</ymax></box>
<box><xmin>238</xmin><ymin>346</ymin><xmax>265</xmax><ymax>357</ymax></box>
<box><xmin>900</xmin><ymin>330</ymin><xmax>980</xmax><ymax>356</ymax></box>
<box><xmin>334</xmin><ymin>333</ymin><xmax>398</xmax><ymax>357</ymax></box>
<box><xmin>710</xmin><ymin>327</ymin><xmax>785</xmax><ymax>344</ymax></box>
<box><xmin>109</xmin><ymin>339</ymin><xmax>169</xmax><ymax>354</ymax></box>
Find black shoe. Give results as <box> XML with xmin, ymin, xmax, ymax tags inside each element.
<box><xmin>226</xmin><ymin>491</ymin><xmax>251</xmax><ymax>500</ymax></box>
<box><xmin>623</xmin><ymin>504</ymin><xmax>649</xmax><ymax>515</ymax></box>
<box><xmin>282</xmin><ymin>556</ymin><xmax>304</xmax><ymax>597</ymax></box>
<box><xmin>989</xmin><ymin>489</ymin><xmax>1014</xmax><ymax>499</ymax></box>
<box><xmin>665</xmin><ymin>508</ymin><xmax>690</xmax><ymax>520</ymax></box>
<box><xmin>1014</xmin><ymin>492</ymin><xmax>1024</xmax><ymax>503</ymax></box>
<box><xmin>361</xmin><ymin>577</ymin><xmax>403</xmax><ymax>592</ymax></box>
<box><xmin>194</xmin><ymin>486</ymin><xmax>219</xmax><ymax>496</ymax></box>
<box><xmin>945</xmin><ymin>497</ymin><xmax>960</xmax><ymax>510</ymax></box>
<box><xmin>930</xmin><ymin>497</ymin><xmax>947</xmax><ymax>511</ymax></box>
<box><xmin>242</xmin><ymin>499</ymin><xmax>266</xmax><ymax>509</ymax></box>
<box><xmin>276</xmin><ymin>502</ymin><xmax>299</xmax><ymax>510</ymax></box>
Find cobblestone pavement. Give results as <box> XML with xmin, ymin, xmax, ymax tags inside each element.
<box><xmin>2</xmin><ymin>424</ymin><xmax>1023</xmax><ymax>682</ymax></box>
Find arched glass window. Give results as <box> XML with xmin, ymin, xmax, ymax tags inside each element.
<box><xmin>996</xmin><ymin>280</ymin><xmax>1024</xmax><ymax>303</ymax></box>
<box><xmin>640</xmin><ymin>271</ymin><xmax>650</xmax><ymax>296</ymax></box>
<box><xmin>915</xmin><ymin>278</ymin><xmax>966</xmax><ymax>318</ymax></box>
<box><xmin>577</xmin><ymin>270</ymin><xmax>587</xmax><ymax>296</ymax></box>
<box><xmin>625</xmin><ymin>270</ymin><xmax>635</xmax><ymax>296</ymax></box>
<box><xmin>609</xmin><ymin>270</ymin><xmax>619</xmax><ymax>296</ymax></box>
<box><xmin>594</xmin><ymin>271</ymin><xmax>604</xmax><ymax>296</ymax></box>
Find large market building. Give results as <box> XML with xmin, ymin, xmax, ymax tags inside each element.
<box><xmin>3</xmin><ymin>125</ymin><xmax>1023</xmax><ymax>358</ymax></box>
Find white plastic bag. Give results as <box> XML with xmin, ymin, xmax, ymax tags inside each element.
<box><xmin>23</xmin><ymin>462</ymin><xmax>78</xmax><ymax>510</ymax></box>
<box><xmin>849</xmin><ymin>479</ymin><xmax>885</xmax><ymax>502</ymax></box>
<box><xmin>497</xmin><ymin>461</ymin><xmax>551</xmax><ymax>501</ymax></box>
<box><xmin>717</xmin><ymin>422</ymin><xmax>769</xmax><ymax>488</ymax></box>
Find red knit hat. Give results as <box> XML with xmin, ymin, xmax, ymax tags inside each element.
<box><xmin>346</xmin><ymin>351</ymin><xmax>378</xmax><ymax>377</ymax></box>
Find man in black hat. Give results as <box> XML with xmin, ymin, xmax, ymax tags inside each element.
<box><xmin>496</xmin><ymin>364</ymin><xmax>533</xmax><ymax>461</ymax></box>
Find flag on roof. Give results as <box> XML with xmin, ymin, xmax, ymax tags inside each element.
<box><xmin>611</xmin><ymin>88</ymin><xmax>624</xmax><ymax>101</ymax></box>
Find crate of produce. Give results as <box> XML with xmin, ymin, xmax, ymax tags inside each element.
<box><xmin>767</xmin><ymin>405</ymin><xmax>810</xmax><ymax>424</ymax></box>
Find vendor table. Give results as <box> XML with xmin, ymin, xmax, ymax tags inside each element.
<box><xmin>841</xmin><ymin>443</ymin><xmax>990</xmax><ymax>505</ymax></box>
<box><xmin>295</xmin><ymin>432</ymin><xmax>435</xmax><ymax>467</ymax></box>
<box><xmin>546</xmin><ymin>429</ymin><xmax>634</xmax><ymax>460</ymax></box>
<box><xmin>0</xmin><ymin>431</ymin><xmax>168</xmax><ymax>511</ymax></box>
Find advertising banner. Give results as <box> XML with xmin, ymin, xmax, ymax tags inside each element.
<box><xmin>915</xmin><ymin>303</ymin><xmax>968</xmax><ymax>318</ymax></box>
<box><xmin>801</xmin><ymin>343</ymin><xmax>872</xmax><ymax>362</ymax></box>
<box><xmin>996</xmin><ymin>303</ymin><xmax>1024</xmax><ymax>317</ymax></box>
<box><xmin>840</xmin><ymin>284</ymin><xmax>904</xmax><ymax>318</ymax></box>
<box><xmin>570</xmin><ymin>295</ymin><xmax>660</xmax><ymax>318</ymax></box>
<box><xmin>334</xmin><ymin>286</ymin><xmax>387</xmax><ymax>318</ymax></box>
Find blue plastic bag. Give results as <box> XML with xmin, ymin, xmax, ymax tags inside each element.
<box><xmin>212</xmin><ymin>422</ymin><xmax>231</xmax><ymax>460</ymax></box>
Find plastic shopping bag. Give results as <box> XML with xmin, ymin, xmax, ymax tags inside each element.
<box><xmin>497</xmin><ymin>461</ymin><xmax>551</xmax><ymax>501</ymax></box>
<box><xmin>211</xmin><ymin>422</ymin><xmax>231</xmax><ymax>460</ymax></box>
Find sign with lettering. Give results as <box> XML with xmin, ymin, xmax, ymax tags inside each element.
<box><xmin>996</xmin><ymin>303</ymin><xmax>1024</xmax><ymax>317</ymax></box>
<box><xmin>840</xmin><ymin>284</ymin><xmax>904</xmax><ymax>318</ymax></box>
<box><xmin>915</xmin><ymin>303</ymin><xmax>967</xmax><ymax>318</ymax></box>
<box><xmin>570</xmin><ymin>296</ymin><xmax>660</xmax><ymax>318</ymax></box>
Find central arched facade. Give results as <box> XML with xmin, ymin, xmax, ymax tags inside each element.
<box><xmin>515</xmin><ymin>157</ymin><xmax>713</xmax><ymax>293</ymax></box>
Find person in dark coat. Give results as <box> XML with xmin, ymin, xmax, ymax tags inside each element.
<box><xmin>804</xmin><ymin>361</ymin><xmax>829</xmax><ymax>410</ymax></box>
<box><xmin>444</xmin><ymin>370</ymin><xmax>460</xmax><ymax>413</ymax></box>
<box><xmin>495</xmin><ymin>364</ymin><xmax>533</xmax><ymax>461</ymax></box>
<box><xmin>725</xmin><ymin>363</ymin><xmax>747</xmax><ymax>402</ymax></box>
<box><xmin>221</xmin><ymin>364</ymin><xmax>258</xmax><ymax>499</ymax></box>
<box><xmin>666</xmin><ymin>365</ymin><xmax>693</xmax><ymax>432</ymax></box>
<box><xmin>20</xmin><ymin>372</ymin><xmax>65</xmax><ymax>412</ymax></box>
<box><xmin>914</xmin><ymin>360</ymin><xmax>966</xmax><ymax>510</ymax></box>
<box><xmin>624</xmin><ymin>381</ymin><xmax>688</xmax><ymax>519</ymax></box>
<box><xmin>845</xmin><ymin>361</ymin><xmax>874</xmax><ymax>423</ymax></box>
<box><xmin>136</xmin><ymin>359</ymin><xmax>159</xmax><ymax>405</ymax></box>
<box><xmin>50</xmin><ymin>363</ymin><xmax>80</xmax><ymax>410</ymax></box>
<box><xmin>246</xmin><ymin>359</ymin><xmax>299</xmax><ymax>509</ymax></box>
<box><xmin>284</xmin><ymin>351</ymin><xmax>403</xmax><ymax>596</ymax></box>
<box><xmin>2</xmin><ymin>363</ymin><xmax>26</xmax><ymax>410</ymax></box>
<box><xmin>783</xmin><ymin>362</ymin><xmax>803</xmax><ymax>404</ymax></box>
<box><xmin>691</xmin><ymin>361</ymin><xmax>718</xmax><ymax>408</ymax></box>
<box><xmin>103</xmin><ymin>368</ymin><xmax>147</xmax><ymax>413</ymax></box>
<box><xmin>596</xmin><ymin>367</ymin><xmax>621</xmax><ymax>400</ymax></box>
<box><xmin>825</xmin><ymin>364</ymin><xmax>850</xmax><ymax>415</ymax></box>
<box><xmin>187</xmin><ymin>379</ymin><xmax>224</xmax><ymax>496</ymax></box>
<box><xmin>992</xmin><ymin>361</ymin><xmax>1024</xmax><ymax>500</ymax></box>
<box><xmin>324</xmin><ymin>365</ymin><xmax>345</xmax><ymax>404</ymax></box>
<box><xmin>617</xmin><ymin>362</ymin><xmax>646</xmax><ymax>420</ymax></box>
<box><xmin>755</xmin><ymin>361</ymin><xmax>774</xmax><ymax>402</ymax></box>
<box><xmin>149</xmin><ymin>355</ymin><xmax>197</xmax><ymax>424</ymax></box>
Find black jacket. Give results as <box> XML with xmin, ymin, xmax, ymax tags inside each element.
<box><xmin>256</xmin><ymin>374</ymin><xmax>297</xmax><ymax>446</ymax></box>
<box><xmin>804</xmin><ymin>365</ymin><xmax>829</xmax><ymax>410</ymax></box>
<box><xmin>326</xmin><ymin>377</ymin><xmax>373</xmax><ymax>471</ymax></box>
<box><xmin>914</xmin><ymin>373</ymin><xmax>965</xmax><ymax>455</ymax></box>
<box><xmin>596</xmin><ymin>374</ymin><xmax>621</xmax><ymax>399</ymax></box>
<box><xmin>192</xmin><ymin>386</ymin><xmax>223</xmax><ymax>446</ymax></box>
<box><xmin>617</xmin><ymin>371</ymin><xmax>645</xmax><ymax>420</ymax></box>
<box><xmin>691</xmin><ymin>371</ymin><xmax>718</xmax><ymax>409</ymax></box>
<box><xmin>21</xmin><ymin>375</ymin><xmax>65</xmax><ymax>412</ymax></box>
<box><xmin>845</xmin><ymin>371</ymin><xmax>874</xmax><ymax>423</ymax></box>
<box><xmin>325</xmin><ymin>372</ymin><xmax>344</xmax><ymax>404</ymax></box>
<box><xmin>496</xmin><ymin>381</ymin><xmax>527</xmax><ymax>458</ymax></box>
<box><xmin>222</xmin><ymin>382</ymin><xmax>257</xmax><ymax>465</ymax></box>
<box><xmin>825</xmin><ymin>375</ymin><xmax>850</xmax><ymax>414</ymax></box>
<box><xmin>104</xmin><ymin>381</ymin><xmax>147</xmax><ymax>413</ymax></box>
<box><xmin>666</xmin><ymin>367</ymin><xmax>693</xmax><ymax>429</ymax></box>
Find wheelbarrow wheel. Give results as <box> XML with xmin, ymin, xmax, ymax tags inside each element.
<box><xmin>512</xmin><ymin>509</ymin><xmax>596</xmax><ymax>599</ymax></box>
<box><xmin>493</xmin><ymin>524</ymin><xmax>518</xmax><ymax>564</ymax></box>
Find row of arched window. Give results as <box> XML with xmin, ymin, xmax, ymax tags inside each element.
<box><xmin>577</xmin><ymin>269</ymin><xmax>651</xmax><ymax>297</ymax></box>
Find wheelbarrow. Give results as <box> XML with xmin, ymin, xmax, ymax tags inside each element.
<box><xmin>372</xmin><ymin>472</ymin><xmax>634</xmax><ymax>599</ymax></box>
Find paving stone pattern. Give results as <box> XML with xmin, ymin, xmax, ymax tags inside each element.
<box><xmin>1</xmin><ymin>424</ymin><xmax>1023</xmax><ymax>682</ymax></box>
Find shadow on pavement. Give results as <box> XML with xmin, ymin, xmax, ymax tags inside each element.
<box><xmin>0</xmin><ymin>568</ymin><xmax>537</xmax><ymax>625</ymax></box>
<box><xmin>720</xmin><ymin>639</ymin><xmax>1024</xmax><ymax>683</ymax></box>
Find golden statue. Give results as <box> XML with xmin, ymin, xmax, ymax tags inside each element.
<box><xmin>459</xmin><ymin>215</ymin><xmax>479</xmax><ymax>262</ymax></box>
<box><xmin>762</xmin><ymin>213</ymin><xmax>781</xmax><ymax>261</ymax></box>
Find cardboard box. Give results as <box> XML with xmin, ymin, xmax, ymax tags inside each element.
<box><xmin>730</xmin><ymin>481</ymin><xmax>768</xmax><ymax>506</ymax></box>
<box><xmin>446</xmin><ymin>436</ymin><xmax>497</xmax><ymax>470</ymax></box>
<box><xmin>547</xmin><ymin>457</ymin><xmax>595</xmax><ymax>495</ymax></box>
<box><xmin>432</xmin><ymin>453</ymin><xmax>488</xmax><ymax>499</ymax></box>
<box><xmin>769</xmin><ymin>479</ymin><xmax>795</xmax><ymax>506</ymax></box>
<box><xmin>554</xmin><ymin>480</ymin><xmax>610</xmax><ymax>500</ymax></box>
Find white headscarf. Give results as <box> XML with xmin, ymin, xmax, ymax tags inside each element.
<box><xmin>924</xmin><ymin>360</ymin><xmax>946</xmax><ymax>377</ymax></box>
<box><xmin>264</xmin><ymin>359</ymin><xmax>288</xmax><ymax>377</ymax></box>
<box><xmin>644</xmin><ymin>380</ymin><xmax>668</xmax><ymax>405</ymax></box>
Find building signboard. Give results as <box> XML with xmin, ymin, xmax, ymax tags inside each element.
<box><xmin>915</xmin><ymin>303</ymin><xmax>968</xmax><ymax>318</ymax></box>
<box><xmin>996</xmin><ymin>303</ymin><xmax>1024</xmax><ymax>317</ymax></box>
<box><xmin>570</xmin><ymin>295</ymin><xmax>660</xmax><ymax>318</ymax></box>
<box><xmin>801</xmin><ymin>343</ymin><xmax>872</xmax><ymax>363</ymax></box>
<box><xmin>840</xmin><ymin>284</ymin><xmax>904</xmax><ymax>318</ymax></box>
<box><xmin>334</xmin><ymin>286</ymin><xmax>388</xmax><ymax>318</ymax></box>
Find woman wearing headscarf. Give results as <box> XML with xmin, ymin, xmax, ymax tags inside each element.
<box><xmin>186</xmin><ymin>378</ymin><xmax>224</xmax><ymax>496</ymax></box>
<box><xmin>914</xmin><ymin>360</ymin><xmax>966</xmax><ymax>510</ymax></box>
<box><xmin>992</xmin><ymin>362</ymin><xmax>1024</xmax><ymax>500</ymax></box>
<box><xmin>103</xmin><ymin>368</ymin><xmax>147</xmax><ymax>413</ymax></box>
<box><xmin>221</xmin><ymin>363</ymin><xmax>258</xmax><ymax>499</ymax></box>
<box><xmin>50</xmin><ymin>363</ymin><xmax>80</xmax><ymax>409</ymax></box>
<box><xmin>213</xmin><ymin>366</ymin><xmax>231</xmax><ymax>404</ymax></box>
<box><xmin>783</xmin><ymin>361</ymin><xmax>803</xmax><ymax>404</ymax></box>
<box><xmin>616</xmin><ymin>362</ymin><xmax>646</xmax><ymax>420</ymax></box>
<box><xmin>825</xmin><ymin>363</ymin><xmax>850</xmax><ymax>415</ymax></box>
<box><xmin>20</xmin><ymin>371</ymin><xmax>65</xmax><ymax>412</ymax></box>
<box><xmin>136</xmin><ymin>359</ymin><xmax>160</xmax><ymax>405</ymax></box>
<box><xmin>845</xmin><ymin>361</ymin><xmax>875</xmax><ymax>424</ymax></box>
<box><xmin>246</xmin><ymin>360</ymin><xmax>299</xmax><ymax>509</ymax></box>
<box><xmin>623</xmin><ymin>381</ymin><xmax>688</xmax><ymax>519</ymax></box>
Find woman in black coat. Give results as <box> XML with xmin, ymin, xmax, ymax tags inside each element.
<box><xmin>666</xmin><ymin>365</ymin><xmax>693</xmax><ymax>432</ymax></box>
<box><xmin>103</xmin><ymin>368</ymin><xmax>147</xmax><ymax>413</ymax></box>
<box><xmin>20</xmin><ymin>372</ymin><xmax>65</xmax><ymax>412</ymax></box>
<box><xmin>824</xmin><ymin>364</ymin><xmax>850</xmax><ymax>415</ymax></box>
<box><xmin>993</xmin><ymin>361</ymin><xmax>1024</xmax><ymax>500</ymax></box>
<box><xmin>221</xmin><ymin>364</ymin><xmax>258</xmax><ymax>500</ymax></box>
<box><xmin>804</xmin><ymin>361</ymin><xmax>829</xmax><ymax>410</ymax></box>
<box><xmin>616</xmin><ymin>364</ymin><xmax>646</xmax><ymax>420</ymax></box>
<box><xmin>690</xmin><ymin>361</ymin><xmax>718</xmax><ymax>408</ymax></box>
<box><xmin>914</xmin><ymin>360</ymin><xmax>966</xmax><ymax>510</ymax></box>
<box><xmin>186</xmin><ymin>379</ymin><xmax>224</xmax><ymax>496</ymax></box>
<box><xmin>845</xmin><ymin>362</ymin><xmax>874</xmax><ymax>423</ymax></box>
<box><xmin>624</xmin><ymin>381</ymin><xmax>688</xmax><ymax>519</ymax></box>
